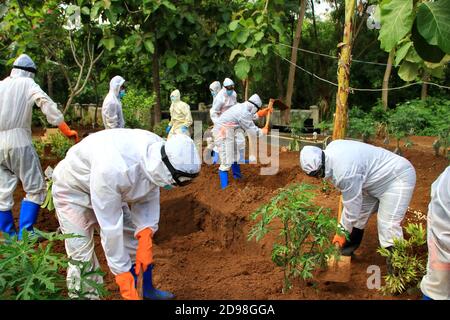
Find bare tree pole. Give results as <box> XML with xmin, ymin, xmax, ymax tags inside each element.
<box><xmin>382</xmin><ymin>49</ymin><xmax>395</xmax><ymax>110</ymax></box>
<box><xmin>284</xmin><ymin>0</ymin><xmax>307</xmax><ymax>125</ymax></box>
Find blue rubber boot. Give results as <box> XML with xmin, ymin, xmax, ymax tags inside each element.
<box><xmin>0</xmin><ymin>210</ymin><xmax>17</xmax><ymax>238</ymax></box>
<box><xmin>239</xmin><ymin>150</ymin><xmax>250</xmax><ymax>164</ymax></box>
<box><xmin>219</xmin><ymin>170</ymin><xmax>229</xmax><ymax>189</ymax></box>
<box><xmin>131</xmin><ymin>264</ymin><xmax>175</xmax><ymax>300</ymax></box>
<box><xmin>422</xmin><ymin>294</ymin><xmax>432</xmax><ymax>300</ymax></box>
<box><xmin>212</xmin><ymin>150</ymin><xmax>219</xmax><ymax>164</ymax></box>
<box><xmin>18</xmin><ymin>200</ymin><xmax>40</xmax><ymax>240</ymax></box>
<box><xmin>231</xmin><ymin>162</ymin><xmax>242</xmax><ymax>179</ymax></box>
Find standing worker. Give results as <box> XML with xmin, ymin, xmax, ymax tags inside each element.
<box><xmin>299</xmin><ymin>140</ymin><xmax>416</xmax><ymax>270</ymax></box>
<box><xmin>0</xmin><ymin>54</ymin><xmax>78</xmax><ymax>239</ymax></box>
<box><xmin>102</xmin><ymin>76</ymin><xmax>126</xmax><ymax>129</ymax></box>
<box><xmin>213</xmin><ymin>94</ymin><xmax>271</xmax><ymax>189</ymax></box>
<box><xmin>207</xmin><ymin>81</ymin><xmax>222</xmax><ymax>164</ymax></box>
<box><xmin>166</xmin><ymin>89</ymin><xmax>193</xmax><ymax>139</ymax></box>
<box><xmin>421</xmin><ymin>166</ymin><xmax>450</xmax><ymax>300</ymax></box>
<box><xmin>52</xmin><ymin>129</ymin><xmax>201</xmax><ymax>300</ymax></box>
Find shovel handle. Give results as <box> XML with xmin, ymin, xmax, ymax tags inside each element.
<box><xmin>137</xmin><ymin>271</ymin><xmax>144</xmax><ymax>299</ymax></box>
<box><xmin>264</xmin><ymin>99</ymin><xmax>275</xmax><ymax>130</ymax></box>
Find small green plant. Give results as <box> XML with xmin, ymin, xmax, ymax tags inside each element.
<box><xmin>41</xmin><ymin>179</ymin><xmax>54</xmax><ymax>212</ymax></box>
<box><xmin>0</xmin><ymin>229</ymin><xmax>108</xmax><ymax>300</ymax></box>
<box><xmin>248</xmin><ymin>183</ymin><xmax>346</xmax><ymax>292</ymax></box>
<box><xmin>32</xmin><ymin>138</ymin><xmax>46</xmax><ymax>158</ymax></box>
<box><xmin>377</xmin><ymin>223</ymin><xmax>427</xmax><ymax>296</ymax></box>
<box><xmin>320</xmin><ymin>179</ymin><xmax>332</xmax><ymax>194</ymax></box>
<box><xmin>348</xmin><ymin>107</ymin><xmax>375</xmax><ymax>142</ymax></box>
<box><xmin>288</xmin><ymin>113</ymin><xmax>309</xmax><ymax>151</ymax></box>
<box><xmin>316</xmin><ymin>120</ymin><xmax>333</xmax><ymax>136</ymax></box>
<box><xmin>153</xmin><ymin>119</ymin><xmax>170</xmax><ymax>138</ymax></box>
<box><xmin>47</xmin><ymin>132</ymin><xmax>74</xmax><ymax>160</ymax></box>
<box><xmin>32</xmin><ymin>108</ymin><xmax>47</xmax><ymax>129</ymax></box>
<box><xmin>121</xmin><ymin>88</ymin><xmax>154</xmax><ymax>129</ymax></box>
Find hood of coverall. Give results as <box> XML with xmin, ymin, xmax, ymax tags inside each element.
<box><xmin>209</xmin><ymin>81</ymin><xmax>221</xmax><ymax>96</ymax></box>
<box><xmin>299</xmin><ymin>146</ymin><xmax>323</xmax><ymax>175</ymax></box>
<box><xmin>170</xmin><ymin>89</ymin><xmax>181</xmax><ymax>103</ymax></box>
<box><xmin>144</xmin><ymin>134</ymin><xmax>201</xmax><ymax>187</ymax></box>
<box><xmin>10</xmin><ymin>54</ymin><xmax>36</xmax><ymax>79</ymax></box>
<box><xmin>246</xmin><ymin>94</ymin><xmax>262</xmax><ymax>114</ymax></box>
<box><xmin>109</xmin><ymin>75</ymin><xmax>126</xmax><ymax>97</ymax></box>
<box><xmin>223</xmin><ymin>78</ymin><xmax>234</xmax><ymax>87</ymax></box>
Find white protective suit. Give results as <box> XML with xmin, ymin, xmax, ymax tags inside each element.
<box><xmin>207</xmin><ymin>81</ymin><xmax>222</xmax><ymax>152</ymax></box>
<box><xmin>52</xmin><ymin>129</ymin><xmax>201</xmax><ymax>294</ymax></box>
<box><xmin>102</xmin><ymin>76</ymin><xmax>126</xmax><ymax>129</ymax></box>
<box><xmin>420</xmin><ymin>166</ymin><xmax>450</xmax><ymax>300</ymax></box>
<box><xmin>167</xmin><ymin>89</ymin><xmax>193</xmax><ymax>139</ymax></box>
<box><xmin>213</xmin><ymin>94</ymin><xmax>263</xmax><ymax>171</ymax></box>
<box><xmin>300</xmin><ymin>140</ymin><xmax>416</xmax><ymax>248</ymax></box>
<box><xmin>0</xmin><ymin>54</ymin><xmax>64</xmax><ymax>210</ymax></box>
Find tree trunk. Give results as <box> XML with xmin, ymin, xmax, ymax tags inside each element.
<box><xmin>332</xmin><ymin>0</ymin><xmax>356</xmax><ymax>140</ymax></box>
<box><xmin>275</xmin><ymin>55</ymin><xmax>284</xmax><ymax>99</ymax></box>
<box><xmin>382</xmin><ymin>49</ymin><xmax>395</xmax><ymax>110</ymax></box>
<box><xmin>152</xmin><ymin>45</ymin><xmax>162</xmax><ymax>127</ymax></box>
<box><xmin>244</xmin><ymin>78</ymin><xmax>249</xmax><ymax>101</ymax></box>
<box><xmin>284</xmin><ymin>0</ymin><xmax>307</xmax><ymax>125</ymax></box>
<box><xmin>47</xmin><ymin>72</ymin><xmax>53</xmax><ymax>98</ymax></box>
<box><xmin>421</xmin><ymin>72</ymin><xmax>429</xmax><ymax>100</ymax></box>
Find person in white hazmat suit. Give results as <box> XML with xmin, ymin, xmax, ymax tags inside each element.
<box><xmin>213</xmin><ymin>94</ymin><xmax>271</xmax><ymax>189</ymax></box>
<box><xmin>0</xmin><ymin>54</ymin><xmax>79</xmax><ymax>240</ymax></box>
<box><xmin>207</xmin><ymin>81</ymin><xmax>222</xmax><ymax>164</ymax></box>
<box><xmin>165</xmin><ymin>89</ymin><xmax>193</xmax><ymax>139</ymax></box>
<box><xmin>299</xmin><ymin>140</ymin><xmax>416</xmax><ymax>270</ymax></box>
<box><xmin>51</xmin><ymin>129</ymin><xmax>201</xmax><ymax>300</ymax></box>
<box><xmin>421</xmin><ymin>166</ymin><xmax>450</xmax><ymax>300</ymax></box>
<box><xmin>102</xmin><ymin>76</ymin><xmax>126</xmax><ymax>129</ymax></box>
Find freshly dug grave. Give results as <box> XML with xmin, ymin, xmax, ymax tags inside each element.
<box><xmin>11</xmin><ymin>136</ymin><xmax>448</xmax><ymax>300</ymax></box>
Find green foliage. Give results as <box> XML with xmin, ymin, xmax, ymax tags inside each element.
<box><xmin>316</xmin><ymin>121</ymin><xmax>333</xmax><ymax>135</ymax></box>
<box><xmin>0</xmin><ymin>229</ymin><xmax>108</xmax><ymax>300</ymax></box>
<box><xmin>48</xmin><ymin>132</ymin><xmax>75</xmax><ymax>160</ymax></box>
<box><xmin>121</xmin><ymin>88</ymin><xmax>154</xmax><ymax>129</ymax></box>
<box><xmin>348</xmin><ymin>107</ymin><xmax>376</xmax><ymax>142</ymax></box>
<box><xmin>32</xmin><ymin>109</ymin><xmax>47</xmax><ymax>128</ymax></box>
<box><xmin>248</xmin><ymin>183</ymin><xmax>346</xmax><ymax>292</ymax></box>
<box><xmin>288</xmin><ymin>113</ymin><xmax>309</xmax><ymax>151</ymax></box>
<box><xmin>377</xmin><ymin>223</ymin><xmax>427</xmax><ymax>295</ymax></box>
<box><xmin>32</xmin><ymin>138</ymin><xmax>46</xmax><ymax>158</ymax></box>
<box><xmin>41</xmin><ymin>179</ymin><xmax>54</xmax><ymax>212</ymax></box>
<box><xmin>153</xmin><ymin>119</ymin><xmax>170</xmax><ymax>138</ymax></box>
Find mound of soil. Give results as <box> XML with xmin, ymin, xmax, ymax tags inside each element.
<box><xmin>10</xmin><ymin>136</ymin><xmax>449</xmax><ymax>300</ymax></box>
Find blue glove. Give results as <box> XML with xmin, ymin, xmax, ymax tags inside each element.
<box><xmin>181</xmin><ymin>126</ymin><xmax>188</xmax><ymax>133</ymax></box>
<box><xmin>165</xmin><ymin>125</ymin><xmax>172</xmax><ymax>134</ymax></box>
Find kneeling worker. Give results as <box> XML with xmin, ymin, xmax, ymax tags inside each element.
<box><xmin>52</xmin><ymin>130</ymin><xmax>201</xmax><ymax>300</ymax></box>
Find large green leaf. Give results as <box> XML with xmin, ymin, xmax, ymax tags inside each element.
<box><xmin>101</xmin><ymin>37</ymin><xmax>115</xmax><ymax>51</ymax></box>
<box><xmin>229</xmin><ymin>20</ymin><xmax>239</xmax><ymax>31</ymax></box>
<box><xmin>242</xmin><ymin>48</ymin><xmax>257</xmax><ymax>58</ymax></box>
<box><xmin>416</xmin><ymin>0</ymin><xmax>450</xmax><ymax>54</ymax></box>
<box><xmin>166</xmin><ymin>55</ymin><xmax>177</xmax><ymax>69</ymax></box>
<box><xmin>144</xmin><ymin>39</ymin><xmax>154</xmax><ymax>54</ymax></box>
<box><xmin>395</xmin><ymin>41</ymin><xmax>413</xmax><ymax>67</ymax></box>
<box><xmin>412</xmin><ymin>20</ymin><xmax>446</xmax><ymax>63</ymax></box>
<box><xmin>398</xmin><ymin>61</ymin><xmax>419</xmax><ymax>81</ymax></box>
<box><xmin>234</xmin><ymin>58</ymin><xmax>251</xmax><ymax>80</ymax></box>
<box><xmin>378</xmin><ymin>0</ymin><xmax>414</xmax><ymax>52</ymax></box>
<box><xmin>229</xmin><ymin>49</ymin><xmax>242</xmax><ymax>62</ymax></box>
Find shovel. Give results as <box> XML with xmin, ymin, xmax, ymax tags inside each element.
<box><xmin>318</xmin><ymin>196</ymin><xmax>352</xmax><ymax>283</ymax></box>
<box><xmin>137</xmin><ymin>271</ymin><xmax>144</xmax><ymax>299</ymax></box>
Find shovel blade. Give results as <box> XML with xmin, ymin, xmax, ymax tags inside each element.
<box><xmin>318</xmin><ymin>255</ymin><xmax>352</xmax><ymax>283</ymax></box>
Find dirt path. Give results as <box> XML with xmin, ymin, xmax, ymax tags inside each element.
<box><xmin>12</xmin><ymin>137</ymin><xmax>449</xmax><ymax>300</ymax></box>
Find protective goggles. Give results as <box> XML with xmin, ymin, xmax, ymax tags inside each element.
<box><xmin>306</xmin><ymin>151</ymin><xmax>326</xmax><ymax>178</ymax></box>
<box><xmin>248</xmin><ymin>100</ymin><xmax>261</xmax><ymax>111</ymax></box>
<box><xmin>224</xmin><ymin>85</ymin><xmax>234</xmax><ymax>90</ymax></box>
<box><xmin>161</xmin><ymin>145</ymin><xmax>199</xmax><ymax>187</ymax></box>
<box><xmin>13</xmin><ymin>65</ymin><xmax>37</xmax><ymax>74</ymax></box>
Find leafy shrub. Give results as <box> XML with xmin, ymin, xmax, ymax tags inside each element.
<box><xmin>32</xmin><ymin>108</ymin><xmax>47</xmax><ymax>128</ymax></box>
<box><xmin>348</xmin><ymin>107</ymin><xmax>375</xmax><ymax>142</ymax></box>
<box><xmin>377</xmin><ymin>223</ymin><xmax>427</xmax><ymax>296</ymax></box>
<box><xmin>153</xmin><ymin>119</ymin><xmax>170</xmax><ymax>138</ymax></box>
<box><xmin>121</xmin><ymin>88</ymin><xmax>154</xmax><ymax>129</ymax></box>
<box><xmin>288</xmin><ymin>113</ymin><xmax>309</xmax><ymax>151</ymax></box>
<box><xmin>32</xmin><ymin>138</ymin><xmax>46</xmax><ymax>158</ymax></box>
<box><xmin>0</xmin><ymin>230</ymin><xmax>108</xmax><ymax>300</ymax></box>
<box><xmin>248</xmin><ymin>183</ymin><xmax>346</xmax><ymax>292</ymax></box>
<box><xmin>47</xmin><ymin>132</ymin><xmax>74</xmax><ymax>160</ymax></box>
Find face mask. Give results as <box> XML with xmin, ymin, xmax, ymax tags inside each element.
<box><xmin>163</xmin><ymin>185</ymin><xmax>174</xmax><ymax>190</ymax></box>
<box><xmin>226</xmin><ymin>89</ymin><xmax>233</xmax><ymax>96</ymax></box>
<box><xmin>119</xmin><ymin>89</ymin><xmax>126</xmax><ymax>99</ymax></box>
<box><xmin>211</xmin><ymin>91</ymin><xmax>217</xmax><ymax>97</ymax></box>
<box><xmin>170</xmin><ymin>96</ymin><xmax>177</xmax><ymax>102</ymax></box>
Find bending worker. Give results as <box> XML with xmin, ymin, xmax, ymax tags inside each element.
<box><xmin>299</xmin><ymin>140</ymin><xmax>416</xmax><ymax>270</ymax></box>
<box><xmin>0</xmin><ymin>54</ymin><xmax>78</xmax><ymax>239</ymax></box>
<box><xmin>52</xmin><ymin>130</ymin><xmax>200</xmax><ymax>300</ymax></box>
<box><xmin>102</xmin><ymin>75</ymin><xmax>126</xmax><ymax>129</ymax></box>
<box><xmin>166</xmin><ymin>89</ymin><xmax>193</xmax><ymax>139</ymax></box>
<box><xmin>213</xmin><ymin>94</ymin><xmax>271</xmax><ymax>189</ymax></box>
<box><xmin>421</xmin><ymin>166</ymin><xmax>450</xmax><ymax>300</ymax></box>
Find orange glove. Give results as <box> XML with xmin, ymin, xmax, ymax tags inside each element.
<box><xmin>261</xmin><ymin>127</ymin><xmax>269</xmax><ymax>135</ymax></box>
<box><xmin>135</xmin><ymin>228</ymin><xmax>153</xmax><ymax>275</ymax></box>
<box><xmin>58</xmin><ymin>121</ymin><xmax>79</xmax><ymax>143</ymax></box>
<box><xmin>332</xmin><ymin>234</ymin><xmax>346</xmax><ymax>248</ymax></box>
<box><xmin>257</xmin><ymin>107</ymin><xmax>272</xmax><ymax>118</ymax></box>
<box><xmin>115</xmin><ymin>271</ymin><xmax>141</xmax><ymax>300</ymax></box>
